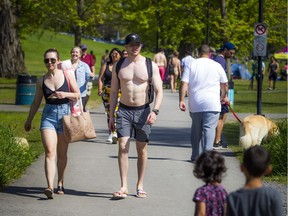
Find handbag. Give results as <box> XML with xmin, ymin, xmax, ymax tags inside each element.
<box><xmin>62</xmin><ymin>70</ymin><xmax>96</xmax><ymax>143</ymax></box>
<box><xmin>62</xmin><ymin>108</ymin><xmax>96</xmax><ymax>143</ymax></box>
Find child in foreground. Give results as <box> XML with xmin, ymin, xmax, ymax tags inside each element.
<box><xmin>226</xmin><ymin>146</ymin><xmax>283</xmax><ymax>216</ymax></box>
<box><xmin>193</xmin><ymin>150</ymin><xmax>228</xmax><ymax>216</ymax></box>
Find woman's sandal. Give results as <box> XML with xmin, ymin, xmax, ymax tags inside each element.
<box><xmin>136</xmin><ymin>189</ymin><xmax>147</xmax><ymax>198</ymax></box>
<box><xmin>112</xmin><ymin>189</ymin><xmax>128</xmax><ymax>199</ymax></box>
<box><xmin>44</xmin><ymin>187</ymin><xmax>54</xmax><ymax>199</ymax></box>
<box><xmin>56</xmin><ymin>186</ymin><xmax>65</xmax><ymax>195</ymax></box>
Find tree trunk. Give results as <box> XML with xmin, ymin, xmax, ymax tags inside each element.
<box><xmin>0</xmin><ymin>0</ymin><xmax>26</xmax><ymax>78</ymax></box>
<box><xmin>74</xmin><ymin>0</ymin><xmax>84</xmax><ymax>46</ymax></box>
<box><xmin>219</xmin><ymin>0</ymin><xmax>228</xmax><ymax>41</ymax></box>
<box><xmin>220</xmin><ymin>0</ymin><xmax>226</xmax><ymax>19</ymax></box>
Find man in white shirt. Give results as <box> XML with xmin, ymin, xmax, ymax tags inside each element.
<box><xmin>181</xmin><ymin>50</ymin><xmax>195</xmax><ymax>77</ymax></box>
<box><xmin>179</xmin><ymin>45</ymin><xmax>228</xmax><ymax>162</ymax></box>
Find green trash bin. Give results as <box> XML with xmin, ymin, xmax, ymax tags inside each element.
<box><xmin>15</xmin><ymin>75</ymin><xmax>37</xmax><ymax>105</ymax></box>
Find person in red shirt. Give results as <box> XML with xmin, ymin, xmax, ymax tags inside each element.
<box><xmin>80</xmin><ymin>44</ymin><xmax>95</xmax><ymax>107</ymax></box>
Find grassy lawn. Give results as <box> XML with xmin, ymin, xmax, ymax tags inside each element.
<box><xmin>233</xmin><ymin>79</ymin><xmax>287</xmax><ymax>113</ymax></box>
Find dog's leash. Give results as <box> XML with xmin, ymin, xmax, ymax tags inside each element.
<box><xmin>225</xmin><ymin>102</ymin><xmax>242</xmax><ymax>123</ymax></box>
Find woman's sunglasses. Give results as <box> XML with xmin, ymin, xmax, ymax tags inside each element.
<box><xmin>44</xmin><ymin>58</ymin><xmax>57</xmax><ymax>64</ymax></box>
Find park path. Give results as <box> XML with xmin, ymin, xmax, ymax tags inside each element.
<box><xmin>0</xmin><ymin>89</ymin><xmax>286</xmax><ymax>216</ymax></box>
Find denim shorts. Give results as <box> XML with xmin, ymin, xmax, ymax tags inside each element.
<box><xmin>116</xmin><ymin>103</ymin><xmax>151</xmax><ymax>142</ymax></box>
<box><xmin>40</xmin><ymin>103</ymin><xmax>70</xmax><ymax>133</ymax></box>
<box><xmin>220</xmin><ymin>104</ymin><xmax>229</xmax><ymax>115</ymax></box>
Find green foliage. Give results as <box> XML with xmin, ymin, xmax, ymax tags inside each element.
<box><xmin>7</xmin><ymin>0</ymin><xmax>287</xmax><ymax>70</ymax></box>
<box><xmin>223</xmin><ymin>120</ymin><xmax>287</xmax><ymax>184</ymax></box>
<box><xmin>0</xmin><ymin>112</ymin><xmax>43</xmax><ymax>154</ymax></box>
<box><xmin>263</xmin><ymin>120</ymin><xmax>287</xmax><ymax>176</ymax></box>
<box><xmin>0</xmin><ymin>123</ymin><xmax>35</xmax><ymax>187</ymax></box>
<box><xmin>104</xmin><ymin>0</ymin><xmax>287</xmax><ymax>57</ymax></box>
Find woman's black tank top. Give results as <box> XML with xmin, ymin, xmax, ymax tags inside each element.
<box><xmin>103</xmin><ymin>64</ymin><xmax>112</xmax><ymax>86</ymax></box>
<box><xmin>42</xmin><ymin>73</ymin><xmax>70</xmax><ymax>104</ymax></box>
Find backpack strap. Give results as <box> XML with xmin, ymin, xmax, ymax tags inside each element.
<box><xmin>116</xmin><ymin>57</ymin><xmax>126</xmax><ymax>77</ymax></box>
<box><xmin>116</xmin><ymin>57</ymin><xmax>153</xmax><ymax>89</ymax></box>
<box><xmin>146</xmin><ymin>57</ymin><xmax>153</xmax><ymax>82</ymax></box>
<box><xmin>115</xmin><ymin>57</ymin><xmax>126</xmax><ymax>86</ymax></box>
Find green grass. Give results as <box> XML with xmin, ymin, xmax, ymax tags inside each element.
<box><xmin>21</xmin><ymin>30</ymin><xmax>153</xmax><ymax>77</ymax></box>
<box><xmin>232</xmin><ymin>79</ymin><xmax>287</xmax><ymax>113</ymax></box>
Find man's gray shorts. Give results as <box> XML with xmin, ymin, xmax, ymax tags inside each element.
<box><xmin>116</xmin><ymin>103</ymin><xmax>151</xmax><ymax>142</ymax></box>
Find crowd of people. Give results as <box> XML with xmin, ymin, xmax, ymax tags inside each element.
<box><xmin>23</xmin><ymin>33</ymin><xmax>283</xmax><ymax>215</ymax></box>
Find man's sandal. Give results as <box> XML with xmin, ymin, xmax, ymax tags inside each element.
<box><xmin>112</xmin><ymin>189</ymin><xmax>128</xmax><ymax>199</ymax></box>
<box><xmin>136</xmin><ymin>189</ymin><xmax>147</xmax><ymax>198</ymax></box>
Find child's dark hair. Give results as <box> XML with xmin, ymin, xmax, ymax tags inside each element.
<box><xmin>193</xmin><ymin>150</ymin><xmax>227</xmax><ymax>183</ymax></box>
<box><xmin>243</xmin><ymin>146</ymin><xmax>270</xmax><ymax>177</ymax></box>
<box><xmin>44</xmin><ymin>48</ymin><xmax>60</xmax><ymax>60</ymax></box>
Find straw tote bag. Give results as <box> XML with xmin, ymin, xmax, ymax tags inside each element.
<box><xmin>62</xmin><ymin>70</ymin><xmax>96</xmax><ymax>143</ymax></box>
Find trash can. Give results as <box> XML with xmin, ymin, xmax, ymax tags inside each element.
<box><xmin>15</xmin><ymin>75</ymin><xmax>37</xmax><ymax>105</ymax></box>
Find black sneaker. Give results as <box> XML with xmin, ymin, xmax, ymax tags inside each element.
<box><xmin>213</xmin><ymin>141</ymin><xmax>222</xmax><ymax>150</ymax></box>
<box><xmin>221</xmin><ymin>143</ymin><xmax>228</xmax><ymax>149</ymax></box>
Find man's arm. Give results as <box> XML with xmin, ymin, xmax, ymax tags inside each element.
<box><xmin>151</xmin><ymin>62</ymin><xmax>163</xmax><ymax>110</ymax></box>
<box><xmin>179</xmin><ymin>81</ymin><xmax>188</xmax><ymax>112</ymax></box>
<box><xmin>220</xmin><ymin>82</ymin><xmax>228</xmax><ymax>103</ymax></box>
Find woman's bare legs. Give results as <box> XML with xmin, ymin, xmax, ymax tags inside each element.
<box><xmin>170</xmin><ymin>75</ymin><xmax>175</xmax><ymax>92</ymax></box>
<box><xmin>41</xmin><ymin>129</ymin><xmax>58</xmax><ymax>190</ymax></box>
<box><xmin>57</xmin><ymin>134</ymin><xmax>69</xmax><ymax>188</ymax></box>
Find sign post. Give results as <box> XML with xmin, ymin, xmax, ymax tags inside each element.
<box><xmin>254</xmin><ymin>0</ymin><xmax>265</xmax><ymax>115</ymax></box>
<box><xmin>253</xmin><ymin>23</ymin><xmax>267</xmax><ymax>57</ymax></box>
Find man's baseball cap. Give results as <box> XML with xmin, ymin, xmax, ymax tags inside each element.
<box><xmin>80</xmin><ymin>44</ymin><xmax>87</xmax><ymax>50</ymax></box>
<box><xmin>125</xmin><ymin>34</ymin><xmax>141</xmax><ymax>45</ymax></box>
<box><xmin>222</xmin><ymin>42</ymin><xmax>236</xmax><ymax>50</ymax></box>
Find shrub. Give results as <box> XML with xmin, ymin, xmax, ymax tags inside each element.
<box><xmin>0</xmin><ymin>123</ymin><xmax>35</xmax><ymax>188</ymax></box>
<box><xmin>263</xmin><ymin>120</ymin><xmax>287</xmax><ymax>176</ymax></box>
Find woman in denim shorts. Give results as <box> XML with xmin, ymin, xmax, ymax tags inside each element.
<box><xmin>24</xmin><ymin>48</ymin><xmax>80</xmax><ymax>199</ymax></box>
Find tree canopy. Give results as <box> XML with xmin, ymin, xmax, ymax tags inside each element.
<box><xmin>0</xmin><ymin>0</ymin><xmax>287</xmax><ymax>77</ymax></box>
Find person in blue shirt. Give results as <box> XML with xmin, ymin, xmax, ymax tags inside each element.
<box><xmin>62</xmin><ymin>46</ymin><xmax>92</xmax><ymax>111</ymax></box>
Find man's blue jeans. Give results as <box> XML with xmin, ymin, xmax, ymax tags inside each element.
<box><xmin>189</xmin><ymin>112</ymin><xmax>220</xmax><ymax>161</ymax></box>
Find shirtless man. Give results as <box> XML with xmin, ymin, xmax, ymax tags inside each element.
<box><xmin>109</xmin><ymin>33</ymin><xmax>163</xmax><ymax>199</ymax></box>
<box><xmin>153</xmin><ymin>48</ymin><xmax>167</xmax><ymax>81</ymax></box>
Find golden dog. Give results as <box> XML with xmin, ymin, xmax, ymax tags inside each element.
<box><xmin>239</xmin><ymin>115</ymin><xmax>279</xmax><ymax>149</ymax></box>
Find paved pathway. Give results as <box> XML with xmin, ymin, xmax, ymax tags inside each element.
<box><xmin>0</xmin><ymin>90</ymin><xmax>285</xmax><ymax>216</ymax></box>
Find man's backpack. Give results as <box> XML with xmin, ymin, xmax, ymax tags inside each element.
<box><xmin>116</xmin><ymin>57</ymin><xmax>154</xmax><ymax>104</ymax></box>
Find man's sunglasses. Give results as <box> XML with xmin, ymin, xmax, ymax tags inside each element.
<box><xmin>44</xmin><ymin>58</ymin><xmax>57</xmax><ymax>64</ymax></box>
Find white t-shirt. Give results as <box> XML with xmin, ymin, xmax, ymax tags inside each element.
<box><xmin>181</xmin><ymin>55</ymin><xmax>195</xmax><ymax>71</ymax></box>
<box><xmin>181</xmin><ymin>58</ymin><xmax>228</xmax><ymax>113</ymax></box>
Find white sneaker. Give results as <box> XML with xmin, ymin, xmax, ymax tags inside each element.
<box><xmin>112</xmin><ymin>133</ymin><xmax>118</xmax><ymax>144</ymax></box>
<box><xmin>106</xmin><ymin>134</ymin><xmax>113</xmax><ymax>143</ymax></box>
